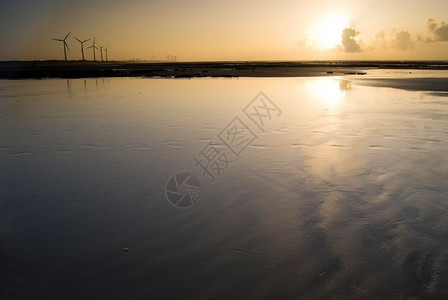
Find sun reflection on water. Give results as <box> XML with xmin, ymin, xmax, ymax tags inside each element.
<box><xmin>307</xmin><ymin>77</ymin><xmax>351</xmax><ymax>113</ymax></box>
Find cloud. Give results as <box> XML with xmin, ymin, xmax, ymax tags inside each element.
<box><xmin>393</xmin><ymin>31</ymin><xmax>413</xmax><ymax>50</ymax></box>
<box><xmin>374</xmin><ymin>30</ymin><xmax>388</xmax><ymax>50</ymax></box>
<box><xmin>341</xmin><ymin>27</ymin><xmax>361</xmax><ymax>52</ymax></box>
<box><xmin>369</xmin><ymin>30</ymin><xmax>413</xmax><ymax>51</ymax></box>
<box><xmin>427</xmin><ymin>18</ymin><xmax>448</xmax><ymax>41</ymax></box>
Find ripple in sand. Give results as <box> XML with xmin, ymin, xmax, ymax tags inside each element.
<box><xmin>420</xmin><ymin>138</ymin><xmax>442</xmax><ymax>143</ymax></box>
<box><xmin>81</xmin><ymin>144</ymin><xmax>111</xmax><ymax>150</ymax></box>
<box><xmin>408</xmin><ymin>147</ymin><xmax>426</xmax><ymax>151</ymax></box>
<box><xmin>12</xmin><ymin>151</ymin><xmax>30</xmax><ymax>156</ymax></box>
<box><xmin>273</xmin><ymin>127</ymin><xmax>291</xmax><ymax>134</ymax></box>
<box><xmin>251</xmin><ymin>144</ymin><xmax>267</xmax><ymax>149</ymax></box>
<box><xmin>198</xmin><ymin>137</ymin><xmax>214</xmax><ymax>143</ymax></box>
<box><xmin>290</xmin><ymin>143</ymin><xmax>311</xmax><ymax>148</ymax></box>
<box><xmin>56</xmin><ymin>149</ymin><xmax>73</xmax><ymax>153</ymax></box>
<box><xmin>203</xmin><ymin>126</ymin><xmax>219</xmax><ymax>131</ymax></box>
<box><xmin>124</xmin><ymin>143</ymin><xmax>149</xmax><ymax>150</ymax></box>
<box><xmin>163</xmin><ymin>140</ymin><xmax>183</xmax><ymax>148</ymax></box>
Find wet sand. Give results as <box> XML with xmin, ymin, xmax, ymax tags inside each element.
<box><xmin>354</xmin><ymin>77</ymin><xmax>448</xmax><ymax>95</ymax></box>
<box><xmin>2</xmin><ymin>61</ymin><xmax>448</xmax><ymax>95</ymax></box>
<box><xmin>1</xmin><ymin>73</ymin><xmax>448</xmax><ymax>299</ymax></box>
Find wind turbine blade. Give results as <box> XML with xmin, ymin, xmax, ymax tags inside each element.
<box><xmin>53</xmin><ymin>38</ymin><xmax>63</xmax><ymax>41</ymax></box>
<box><xmin>64</xmin><ymin>31</ymin><xmax>71</xmax><ymax>40</ymax></box>
<box><xmin>83</xmin><ymin>39</ymin><xmax>90</xmax><ymax>43</ymax></box>
<box><xmin>65</xmin><ymin>42</ymin><xmax>70</xmax><ymax>52</ymax></box>
<box><xmin>74</xmin><ymin>37</ymin><xmax>82</xmax><ymax>43</ymax></box>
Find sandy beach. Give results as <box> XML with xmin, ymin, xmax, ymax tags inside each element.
<box><xmin>1</xmin><ymin>71</ymin><xmax>448</xmax><ymax>298</ymax></box>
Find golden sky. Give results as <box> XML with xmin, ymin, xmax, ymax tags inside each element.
<box><xmin>1</xmin><ymin>0</ymin><xmax>447</xmax><ymax>61</ymax></box>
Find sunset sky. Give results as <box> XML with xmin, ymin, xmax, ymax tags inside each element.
<box><xmin>1</xmin><ymin>0</ymin><xmax>447</xmax><ymax>61</ymax></box>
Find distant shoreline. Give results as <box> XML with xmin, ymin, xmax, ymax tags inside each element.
<box><xmin>1</xmin><ymin>60</ymin><xmax>448</xmax><ymax>80</ymax></box>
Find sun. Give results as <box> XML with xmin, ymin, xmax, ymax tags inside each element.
<box><xmin>310</xmin><ymin>13</ymin><xmax>349</xmax><ymax>49</ymax></box>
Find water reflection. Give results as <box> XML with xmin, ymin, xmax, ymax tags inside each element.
<box><xmin>307</xmin><ymin>77</ymin><xmax>351</xmax><ymax>112</ymax></box>
<box><xmin>1</xmin><ymin>77</ymin><xmax>448</xmax><ymax>299</ymax></box>
<box><xmin>63</xmin><ymin>78</ymin><xmax>111</xmax><ymax>93</ymax></box>
<box><xmin>339</xmin><ymin>79</ymin><xmax>352</xmax><ymax>92</ymax></box>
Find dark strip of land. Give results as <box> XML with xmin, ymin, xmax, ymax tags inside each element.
<box><xmin>1</xmin><ymin>60</ymin><xmax>447</xmax><ymax>80</ymax></box>
<box><xmin>354</xmin><ymin>78</ymin><xmax>448</xmax><ymax>94</ymax></box>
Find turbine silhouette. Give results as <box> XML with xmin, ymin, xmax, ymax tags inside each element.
<box><xmin>87</xmin><ymin>38</ymin><xmax>99</xmax><ymax>61</ymax></box>
<box><xmin>104</xmin><ymin>47</ymin><xmax>109</xmax><ymax>62</ymax></box>
<box><xmin>73</xmin><ymin>36</ymin><xmax>90</xmax><ymax>60</ymax></box>
<box><xmin>52</xmin><ymin>32</ymin><xmax>71</xmax><ymax>61</ymax></box>
<box><xmin>98</xmin><ymin>44</ymin><xmax>104</xmax><ymax>61</ymax></box>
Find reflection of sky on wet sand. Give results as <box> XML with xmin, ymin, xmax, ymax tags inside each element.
<box><xmin>1</xmin><ymin>75</ymin><xmax>448</xmax><ymax>298</ymax></box>
<box><xmin>307</xmin><ymin>77</ymin><xmax>345</xmax><ymax>112</ymax></box>
<box><xmin>287</xmin><ymin>76</ymin><xmax>448</xmax><ymax>297</ymax></box>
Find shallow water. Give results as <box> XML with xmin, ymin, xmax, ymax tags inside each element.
<box><xmin>1</xmin><ymin>76</ymin><xmax>448</xmax><ymax>299</ymax></box>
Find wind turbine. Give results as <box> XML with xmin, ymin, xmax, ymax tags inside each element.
<box><xmin>98</xmin><ymin>44</ymin><xmax>104</xmax><ymax>61</ymax></box>
<box><xmin>87</xmin><ymin>38</ymin><xmax>99</xmax><ymax>61</ymax></box>
<box><xmin>52</xmin><ymin>32</ymin><xmax>71</xmax><ymax>61</ymax></box>
<box><xmin>104</xmin><ymin>47</ymin><xmax>109</xmax><ymax>62</ymax></box>
<box><xmin>73</xmin><ymin>36</ymin><xmax>90</xmax><ymax>60</ymax></box>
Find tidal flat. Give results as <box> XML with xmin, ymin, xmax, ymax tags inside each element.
<box><xmin>1</xmin><ymin>71</ymin><xmax>448</xmax><ymax>298</ymax></box>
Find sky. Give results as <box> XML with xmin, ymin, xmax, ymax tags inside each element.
<box><xmin>0</xmin><ymin>0</ymin><xmax>447</xmax><ymax>61</ymax></box>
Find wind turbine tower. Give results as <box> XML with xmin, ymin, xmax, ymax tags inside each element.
<box><xmin>73</xmin><ymin>37</ymin><xmax>90</xmax><ymax>60</ymax></box>
<box><xmin>98</xmin><ymin>44</ymin><xmax>104</xmax><ymax>61</ymax></box>
<box><xmin>52</xmin><ymin>32</ymin><xmax>71</xmax><ymax>61</ymax></box>
<box><xmin>87</xmin><ymin>38</ymin><xmax>99</xmax><ymax>61</ymax></box>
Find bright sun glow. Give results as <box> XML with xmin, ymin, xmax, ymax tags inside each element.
<box><xmin>308</xmin><ymin>78</ymin><xmax>345</xmax><ymax>112</ymax></box>
<box><xmin>310</xmin><ymin>13</ymin><xmax>349</xmax><ymax>49</ymax></box>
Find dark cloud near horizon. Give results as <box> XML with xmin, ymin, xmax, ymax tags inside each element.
<box><xmin>341</xmin><ymin>27</ymin><xmax>361</xmax><ymax>53</ymax></box>
<box><xmin>427</xmin><ymin>18</ymin><xmax>448</xmax><ymax>41</ymax></box>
